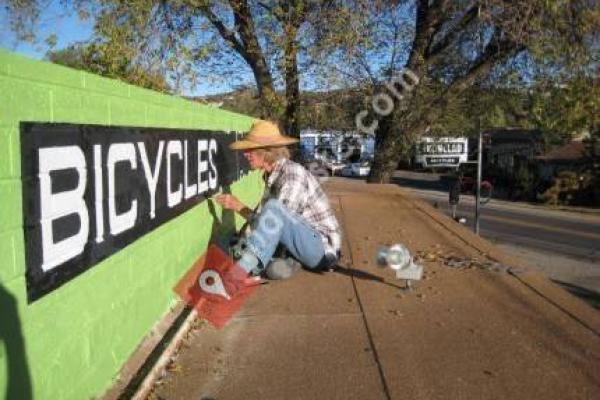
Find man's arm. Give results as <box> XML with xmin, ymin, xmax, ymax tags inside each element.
<box><xmin>214</xmin><ymin>194</ymin><xmax>255</xmax><ymax>220</ymax></box>
<box><xmin>238</xmin><ymin>206</ymin><xmax>255</xmax><ymax>221</ymax></box>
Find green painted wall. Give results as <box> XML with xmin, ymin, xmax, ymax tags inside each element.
<box><xmin>0</xmin><ymin>49</ymin><xmax>263</xmax><ymax>399</ymax></box>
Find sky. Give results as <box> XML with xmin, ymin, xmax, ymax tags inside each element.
<box><xmin>0</xmin><ymin>1</ymin><xmax>540</xmax><ymax>97</ymax></box>
<box><xmin>0</xmin><ymin>1</ymin><xmax>93</xmax><ymax>59</ymax></box>
<box><xmin>0</xmin><ymin>0</ymin><xmax>241</xmax><ymax>96</ymax></box>
<box><xmin>0</xmin><ymin>0</ymin><xmax>372</xmax><ymax>97</ymax></box>
<box><xmin>0</xmin><ymin>1</ymin><xmax>420</xmax><ymax>97</ymax></box>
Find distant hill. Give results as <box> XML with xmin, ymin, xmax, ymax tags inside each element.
<box><xmin>191</xmin><ymin>84</ymin><xmax>571</xmax><ymax>144</ymax></box>
<box><xmin>191</xmin><ymin>86</ymin><xmax>368</xmax><ymax>131</ymax></box>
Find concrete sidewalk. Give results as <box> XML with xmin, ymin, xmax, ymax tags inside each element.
<box><xmin>150</xmin><ymin>179</ymin><xmax>600</xmax><ymax>400</ymax></box>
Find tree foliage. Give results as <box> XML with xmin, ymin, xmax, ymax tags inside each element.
<box><xmin>77</xmin><ymin>0</ymin><xmax>340</xmax><ymax>136</ymax></box>
<box><xmin>45</xmin><ymin>43</ymin><xmax>172</xmax><ymax>91</ymax></box>
<box><xmin>309</xmin><ymin>0</ymin><xmax>598</xmax><ymax>182</ymax></box>
<box><xmin>5</xmin><ymin>0</ymin><xmax>598</xmax><ymax>182</ymax></box>
<box><xmin>205</xmin><ymin>86</ymin><xmax>366</xmax><ymax>131</ymax></box>
<box><xmin>528</xmin><ymin>75</ymin><xmax>600</xmax><ymax>139</ymax></box>
<box><xmin>6</xmin><ymin>0</ymin><xmax>341</xmax><ymax>136</ymax></box>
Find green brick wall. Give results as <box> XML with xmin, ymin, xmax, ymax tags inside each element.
<box><xmin>0</xmin><ymin>49</ymin><xmax>263</xmax><ymax>399</ymax></box>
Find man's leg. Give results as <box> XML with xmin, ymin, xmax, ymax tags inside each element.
<box><xmin>240</xmin><ymin>199</ymin><xmax>325</xmax><ymax>275</ymax></box>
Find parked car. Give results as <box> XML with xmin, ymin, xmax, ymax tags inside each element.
<box><xmin>457</xmin><ymin>164</ymin><xmax>493</xmax><ymax>194</ymax></box>
<box><xmin>351</xmin><ymin>161</ymin><xmax>371</xmax><ymax>177</ymax></box>
<box><xmin>341</xmin><ymin>161</ymin><xmax>371</xmax><ymax>177</ymax></box>
<box><xmin>324</xmin><ymin>159</ymin><xmax>346</xmax><ymax>175</ymax></box>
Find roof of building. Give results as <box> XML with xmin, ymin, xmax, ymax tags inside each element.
<box><xmin>483</xmin><ymin>128</ymin><xmax>544</xmax><ymax>144</ymax></box>
<box><xmin>537</xmin><ymin>140</ymin><xmax>586</xmax><ymax>162</ymax></box>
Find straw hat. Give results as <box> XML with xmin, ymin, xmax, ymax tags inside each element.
<box><xmin>230</xmin><ymin>120</ymin><xmax>299</xmax><ymax>150</ymax></box>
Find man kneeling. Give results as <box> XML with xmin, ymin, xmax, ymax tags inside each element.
<box><xmin>215</xmin><ymin>120</ymin><xmax>341</xmax><ymax>283</ymax></box>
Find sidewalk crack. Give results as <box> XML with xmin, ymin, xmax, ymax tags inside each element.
<box><xmin>337</xmin><ymin>196</ymin><xmax>392</xmax><ymax>400</ymax></box>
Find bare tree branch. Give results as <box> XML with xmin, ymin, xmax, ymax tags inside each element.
<box><xmin>426</xmin><ymin>2</ymin><xmax>479</xmax><ymax>62</ymax></box>
<box><xmin>405</xmin><ymin>0</ymin><xmax>450</xmax><ymax>74</ymax></box>
<box><xmin>449</xmin><ymin>30</ymin><xmax>525</xmax><ymax>93</ymax></box>
<box><xmin>200</xmin><ymin>4</ymin><xmax>246</xmax><ymax>57</ymax></box>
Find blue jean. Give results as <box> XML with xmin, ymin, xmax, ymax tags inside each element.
<box><xmin>245</xmin><ymin>199</ymin><xmax>326</xmax><ymax>272</ymax></box>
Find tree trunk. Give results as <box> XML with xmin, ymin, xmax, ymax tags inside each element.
<box><xmin>283</xmin><ymin>30</ymin><xmax>301</xmax><ymax>137</ymax></box>
<box><xmin>202</xmin><ymin>0</ymin><xmax>282</xmax><ymax>120</ymax></box>
<box><xmin>365</xmin><ymin>1</ymin><xmax>445</xmax><ymax>184</ymax></box>
<box><xmin>367</xmin><ymin>116</ymin><xmax>401</xmax><ymax>183</ymax></box>
<box><xmin>367</xmin><ymin>114</ymin><xmax>429</xmax><ymax>183</ymax></box>
<box><xmin>279</xmin><ymin>3</ymin><xmax>303</xmax><ymax>138</ymax></box>
<box><xmin>367</xmin><ymin>42</ymin><xmax>522</xmax><ymax>183</ymax></box>
<box><xmin>247</xmin><ymin>57</ymin><xmax>279</xmax><ymax>119</ymax></box>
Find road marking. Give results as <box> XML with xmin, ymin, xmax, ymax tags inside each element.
<box><xmin>481</xmin><ymin>214</ymin><xmax>600</xmax><ymax>241</ymax></box>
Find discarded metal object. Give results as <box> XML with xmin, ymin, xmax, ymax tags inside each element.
<box><xmin>377</xmin><ymin>244</ymin><xmax>424</xmax><ymax>288</ymax></box>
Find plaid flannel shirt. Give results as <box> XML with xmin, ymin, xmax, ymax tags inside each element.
<box><xmin>264</xmin><ymin>158</ymin><xmax>341</xmax><ymax>257</ymax></box>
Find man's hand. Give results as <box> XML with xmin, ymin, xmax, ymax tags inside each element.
<box><xmin>215</xmin><ymin>194</ymin><xmax>245</xmax><ymax>213</ymax></box>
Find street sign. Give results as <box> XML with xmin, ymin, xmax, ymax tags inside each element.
<box><xmin>427</xmin><ymin>156</ymin><xmax>459</xmax><ymax>166</ymax></box>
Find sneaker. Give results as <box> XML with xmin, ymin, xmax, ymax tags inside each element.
<box><xmin>229</xmin><ymin>237</ymin><xmax>248</xmax><ymax>260</ymax></box>
<box><xmin>265</xmin><ymin>257</ymin><xmax>302</xmax><ymax>280</ymax></box>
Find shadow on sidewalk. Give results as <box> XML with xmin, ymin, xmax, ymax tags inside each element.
<box><xmin>0</xmin><ymin>283</ymin><xmax>32</xmax><ymax>400</ymax></box>
<box><xmin>391</xmin><ymin>174</ymin><xmax>448</xmax><ymax>192</ymax></box>
<box><xmin>329</xmin><ymin>264</ymin><xmax>408</xmax><ymax>291</ymax></box>
<box><xmin>552</xmin><ymin>280</ymin><xmax>600</xmax><ymax>310</ymax></box>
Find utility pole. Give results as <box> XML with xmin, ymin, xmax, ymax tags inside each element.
<box><xmin>474</xmin><ymin>4</ymin><xmax>483</xmax><ymax>236</ymax></box>
<box><xmin>475</xmin><ymin>120</ymin><xmax>483</xmax><ymax>235</ymax></box>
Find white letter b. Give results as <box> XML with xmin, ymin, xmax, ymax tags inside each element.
<box><xmin>38</xmin><ymin>146</ymin><xmax>89</xmax><ymax>272</ymax></box>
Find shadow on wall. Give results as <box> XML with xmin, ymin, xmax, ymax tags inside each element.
<box><xmin>114</xmin><ymin>186</ymin><xmax>244</xmax><ymax>399</ymax></box>
<box><xmin>206</xmin><ymin>185</ymin><xmax>239</xmax><ymax>249</ymax></box>
<box><xmin>0</xmin><ymin>283</ymin><xmax>32</xmax><ymax>400</ymax></box>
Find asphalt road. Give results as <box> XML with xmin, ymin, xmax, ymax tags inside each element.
<box><xmin>404</xmin><ymin>187</ymin><xmax>600</xmax><ymax>262</ymax></box>
<box><xmin>392</xmin><ymin>170</ymin><xmax>600</xmax><ymax>261</ymax></box>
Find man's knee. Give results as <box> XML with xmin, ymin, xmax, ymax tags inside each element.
<box><xmin>256</xmin><ymin>201</ymin><xmax>285</xmax><ymax>236</ymax></box>
<box><xmin>263</xmin><ymin>198</ymin><xmax>284</xmax><ymax>212</ymax></box>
